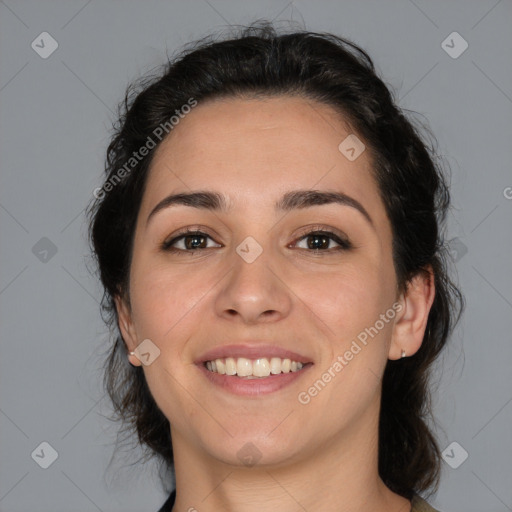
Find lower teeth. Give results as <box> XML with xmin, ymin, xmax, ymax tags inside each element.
<box><xmin>222</xmin><ymin>369</ymin><xmax>305</xmax><ymax>378</ymax></box>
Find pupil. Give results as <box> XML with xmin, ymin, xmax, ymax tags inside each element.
<box><xmin>186</xmin><ymin>235</ymin><xmax>205</xmax><ymax>249</ymax></box>
<box><xmin>308</xmin><ymin>235</ymin><xmax>328</xmax><ymax>250</ymax></box>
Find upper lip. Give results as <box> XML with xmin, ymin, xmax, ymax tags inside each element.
<box><xmin>196</xmin><ymin>344</ymin><xmax>312</xmax><ymax>364</ymax></box>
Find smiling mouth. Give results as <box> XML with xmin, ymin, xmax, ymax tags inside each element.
<box><xmin>204</xmin><ymin>356</ymin><xmax>311</xmax><ymax>379</ymax></box>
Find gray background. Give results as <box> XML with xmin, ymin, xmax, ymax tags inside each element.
<box><xmin>1</xmin><ymin>1</ymin><xmax>511</xmax><ymax>511</ymax></box>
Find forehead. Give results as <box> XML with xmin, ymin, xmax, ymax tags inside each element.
<box><xmin>142</xmin><ymin>96</ymin><xmax>382</xmax><ymax>217</ymax></box>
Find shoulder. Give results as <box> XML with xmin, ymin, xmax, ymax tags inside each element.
<box><xmin>156</xmin><ymin>489</ymin><xmax>176</xmax><ymax>512</ymax></box>
<box><xmin>411</xmin><ymin>494</ymin><xmax>441</xmax><ymax>512</ymax></box>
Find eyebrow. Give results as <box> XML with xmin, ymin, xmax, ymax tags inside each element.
<box><xmin>146</xmin><ymin>189</ymin><xmax>374</xmax><ymax>227</ymax></box>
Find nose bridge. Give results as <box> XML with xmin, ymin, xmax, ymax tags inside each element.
<box><xmin>214</xmin><ymin>234</ymin><xmax>291</xmax><ymax>323</ymax></box>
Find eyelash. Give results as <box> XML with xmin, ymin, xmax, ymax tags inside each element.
<box><xmin>160</xmin><ymin>226</ymin><xmax>353</xmax><ymax>254</ymax></box>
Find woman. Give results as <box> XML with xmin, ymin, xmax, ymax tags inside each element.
<box><xmin>88</xmin><ymin>22</ymin><xmax>463</xmax><ymax>512</ymax></box>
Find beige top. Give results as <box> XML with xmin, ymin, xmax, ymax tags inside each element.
<box><xmin>411</xmin><ymin>494</ymin><xmax>440</xmax><ymax>511</ymax></box>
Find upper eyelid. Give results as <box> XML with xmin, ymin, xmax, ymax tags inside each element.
<box><xmin>293</xmin><ymin>225</ymin><xmax>349</xmax><ymax>240</ymax></box>
<box><xmin>167</xmin><ymin>223</ymin><xmax>348</xmax><ymax>239</ymax></box>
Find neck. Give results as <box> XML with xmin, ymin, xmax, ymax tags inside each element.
<box><xmin>170</xmin><ymin>399</ymin><xmax>411</xmax><ymax>512</ymax></box>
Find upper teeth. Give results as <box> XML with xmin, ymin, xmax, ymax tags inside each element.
<box><xmin>206</xmin><ymin>357</ymin><xmax>304</xmax><ymax>377</ymax></box>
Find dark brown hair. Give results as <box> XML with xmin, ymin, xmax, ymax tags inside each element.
<box><xmin>87</xmin><ymin>21</ymin><xmax>464</xmax><ymax>498</ymax></box>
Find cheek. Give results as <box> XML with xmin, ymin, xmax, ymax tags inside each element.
<box><xmin>294</xmin><ymin>264</ymin><xmax>395</xmax><ymax>418</ymax></box>
<box><xmin>129</xmin><ymin>260</ymin><xmax>203</xmax><ymax>342</ymax></box>
<box><xmin>296</xmin><ymin>259</ymin><xmax>393</xmax><ymax>341</ymax></box>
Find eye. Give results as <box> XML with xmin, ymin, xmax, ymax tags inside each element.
<box><xmin>161</xmin><ymin>229</ymin><xmax>222</xmax><ymax>253</ymax></box>
<box><xmin>161</xmin><ymin>227</ymin><xmax>352</xmax><ymax>254</ymax></box>
<box><xmin>291</xmin><ymin>229</ymin><xmax>352</xmax><ymax>252</ymax></box>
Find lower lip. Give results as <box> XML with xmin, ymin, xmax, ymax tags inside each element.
<box><xmin>197</xmin><ymin>363</ymin><xmax>313</xmax><ymax>396</ymax></box>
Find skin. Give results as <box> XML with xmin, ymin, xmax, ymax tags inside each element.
<box><xmin>115</xmin><ymin>96</ymin><xmax>435</xmax><ymax>512</ymax></box>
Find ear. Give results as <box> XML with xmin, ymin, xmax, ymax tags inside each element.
<box><xmin>389</xmin><ymin>266</ymin><xmax>435</xmax><ymax>360</ymax></box>
<box><xmin>114</xmin><ymin>295</ymin><xmax>142</xmax><ymax>367</ymax></box>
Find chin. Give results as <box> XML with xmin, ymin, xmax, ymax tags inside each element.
<box><xmin>202</xmin><ymin>430</ymin><xmax>305</xmax><ymax>468</ymax></box>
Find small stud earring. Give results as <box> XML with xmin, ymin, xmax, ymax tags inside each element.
<box><xmin>401</xmin><ymin>349</ymin><xmax>406</xmax><ymax>358</ymax></box>
<box><xmin>128</xmin><ymin>351</ymin><xmax>140</xmax><ymax>366</ymax></box>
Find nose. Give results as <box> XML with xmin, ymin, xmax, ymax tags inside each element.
<box><xmin>214</xmin><ymin>245</ymin><xmax>292</xmax><ymax>325</ymax></box>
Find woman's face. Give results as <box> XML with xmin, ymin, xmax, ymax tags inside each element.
<box><xmin>117</xmin><ymin>96</ymin><xmax>408</xmax><ymax>467</ymax></box>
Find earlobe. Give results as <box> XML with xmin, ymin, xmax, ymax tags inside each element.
<box><xmin>114</xmin><ymin>295</ymin><xmax>142</xmax><ymax>367</ymax></box>
<box><xmin>389</xmin><ymin>267</ymin><xmax>435</xmax><ymax>360</ymax></box>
